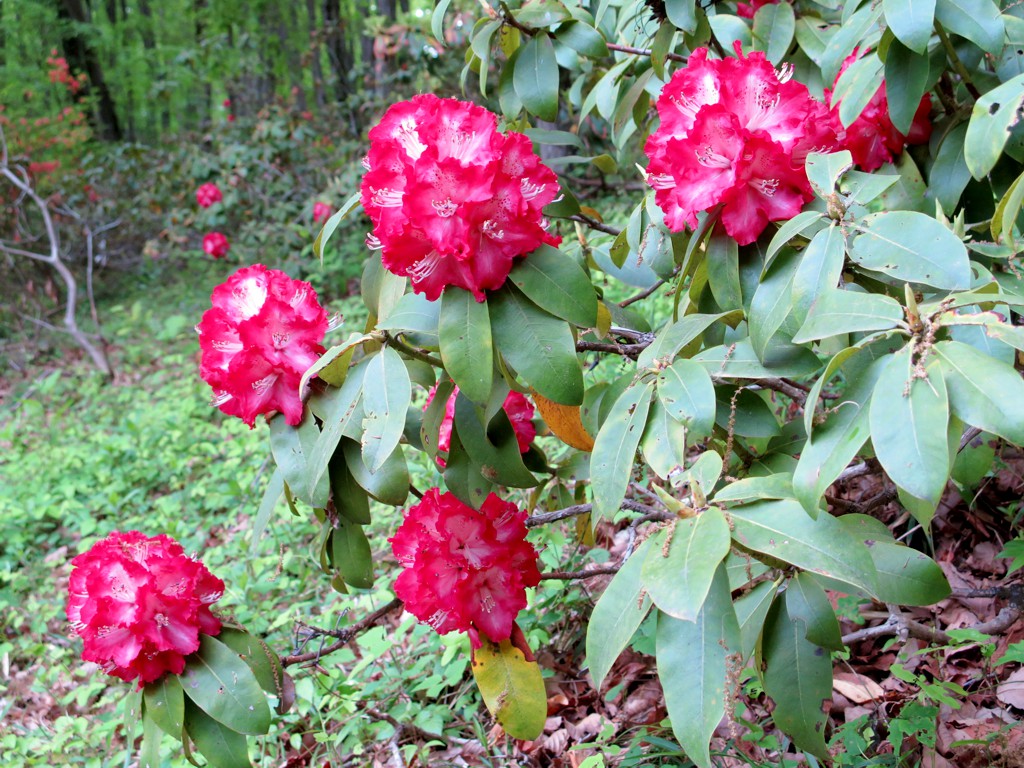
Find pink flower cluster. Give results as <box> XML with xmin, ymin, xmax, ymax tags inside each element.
<box><xmin>424</xmin><ymin>383</ymin><xmax>536</xmax><ymax>468</ymax></box>
<box><xmin>390</xmin><ymin>489</ymin><xmax>541</xmax><ymax>647</ymax></box>
<box><xmin>66</xmin><ymin>531</ymin><xmax>224</xmax><ymax>686</ymax></box>
<box><xmin>360</xmin><ymin>94</ymin><xmax>561</xmax><ymax>301</ymax></box>
<box><xmin>313</xmin><ymin>201</ymin><xmax>333</xmax><ymax>225</ymax></box>
<box><xmin>736</xmin><ymin>0</ymin><xmax>779</xmax><ymax>18</ymax></box>
<box><xmin>645</xmin><ymin>45</ymin><xmax>839</xmax><ymax>245</ymax></box>
<box><xmin>196</xmin><ymin>264</ymin><xmax>328</xmax><ymax>427</ymax></box>
<box><xmin>203</xmin><ymin>231</ymin><xmax>230</xmax><ymax>259</ymax></box>
<box><xmin>196</xmin><ymin>183</ymin><xmax>223</xmax><ymax>209</ymax></box>
<box><xmin>830</xmin><ymin>51</ymin><xmax>932</xmax><ymax>172</ymax></box>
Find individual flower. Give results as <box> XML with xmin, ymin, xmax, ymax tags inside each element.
<box><xmin>424</xmin><ymin>383</ymin><xmax>536</xmax><ymax>468</ymax></box>
<box><xmin>312</xmin><ymin>201</ymin><xmax>333</xmax><ymax>224</ymax></box>
<box><xmin>360</xmin><ymin>94</ymin><xmax>561</xmax><ymax>302</ymax></box>
<box><xmin>390</xmin><ymin>489</ymin><xmax>541</xmax><ymax>647</ymax></box>
<box><xmin>644</xmin><ymin>45</ymin><xmax>839</xmax><ymax>245</ymax></box>
<box><xmin>829</xmin><ymin>50</ymin><xmax>933</xmax><ymax>172</ymax></box>
<box><xmin>66</xmin><ymin>530</ymin><xmax>225</xmax><ymax>686</ymax></box>
<box><xmin>202</xmin><ymin>231</ymin><xmax>230</xmax><ymax>259</ymax></box>
<box><xmin>196</xmin><ymin>264</ymin><xmax>328</xmax><ymax>427</ymax></box>
<box><xmin>195</xmin><ymin>183</ymin><xmax>223</xmax><ymax>209</ymax></box>
<box><xmin>736</xmin><ymin>0</ymin><xmax>779</xmax><ymax>18</ymax></box>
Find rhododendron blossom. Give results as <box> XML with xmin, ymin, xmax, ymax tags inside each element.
<box><xmin>736</xmin><ymin>0</ymin><xmax>779</xmax><ymax>19</ymax></box>
<box><xmin>196</xmin><ymin>264</ymin><xmax>328</xmax><ymax>427</ymax></box>
<box><xmin>360</xmin><ymin>94</ymin><xmax>561</xmax><ymax>301</ymax></box>
<box><xmin>195</xmin><ymin>183</ymin><xmax>223</xmax><ymax>208</ymax></box>
<box><xmin>390</xmin><ymin>489</ymin><xmax>541</xmax><ymax>646</ymax></box>
<box><xmin>313</xmin><ymin>201</ymin><xmax>333</xmax><ymax>224</ymax></box>
<box><xmin>424</xmin><ymin>383</ymin><xmax>535</xmax><ymax>468</ymax></box>
<box><xmin>830</xmin><ymin>51</ymin><xmax>932</xmax><ymax>172</ymax></box>
<box><xmin>202</xmin><ymin>231</ymin><xmax>230</xmax><ymax>258</ymax></box>
<box><xmin>644</xmin><ymin>45</ymin><xmax>839</xmax><ymax>245</ymax></box>
<box><xmin>66</xmin><ymin>530</ymin><xmax>224</xmax><ymax>686</ymax></box>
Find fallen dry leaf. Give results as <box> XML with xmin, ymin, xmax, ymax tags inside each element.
<box><xmin>996</xmin><ymin>667</ymin><xmax>1024</xmax><ymax>709</ymax></box>
<box><xmin>833</xmin><ymin>672</ymin><xmax>885</xmax><ymax>703</ymax></box>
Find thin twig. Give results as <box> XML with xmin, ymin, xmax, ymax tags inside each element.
<box><xmin>525</xmin><ymin>499</ymin><xmax>660</xmax><ymax>528</ymax></box>
<box><xmin>568</xmin><ymin>213</ymin><xmax>622</xmax><ymax>236</ymax></box>
<box><xmin>383</xmin><ymin>332</ymin><xmax>444</xmax><ymax>367</ymax></box>
<box><xmin>620</xmin><ymin>276</ymin><xmax>671</xmax><ymax>308</ymax></box>
<box><xmin>541</xmin><ymin>566</ymin><xmax>621</xmax><ymax>580</ymax></box>
<box><xmin>282</xmin><ymin>598</ymin><xmax>403</xmax><ymax>667</ymax></box>
<box><xmin>606</xmin><ymin>41</ymin><xmax>688</xmax><ymax>63</ymax></box>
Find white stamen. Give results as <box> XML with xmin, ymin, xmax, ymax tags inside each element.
<box><xmin>696</xmin><ymin>146</ymin><xmax>733</xmax><ymax>169</ymax></box>
<box><xmin>326</xmin><ymin>313</ymin><xmax>344</xmax><ymax>332</ymax></box>
<box><xmin>520</xmin><ymin>178</ymin><xmax>547</xmax><ymax>201</ymax></box>
<box><xmin>408</xmin><ymin>250</ymin><xmax>445</xmax><ymax>281</ymax></box>
<box><xmin>252</xmin><ymin>374</ymin><xmax>278</xmax><ymax>395</ymax></box>
<box><xmin>366</xmin><ymin>233</ymin><xmax>383</xmax><ymax>250</ymax></box>
<box><xmin>370</xmin><ymin>187</ymin><xmax>403</xmax><ymax>208</ymax></box>
<box><xmin>361</xmin><ymin>155</ymin><xmax>371</xmax><ymax>171</ymax></box>
<box><xmin>776</xmin><ymin>63</ymin><xmax>794</xmax><ymax>84</ymax></box>
<box><xmin>647</xmin><ymin>173</ymin><xmax>675</xmax><ymax>190</ymax></box>
<box><xmin>393</xmin><ymin>117</ymin><xmax>426</xmax><ymax>159</ymax></box>
<box><xmin>231</xmin><ymin>278</ymin><xmax>267</xmax><ymax>319</ymax></box>
<box><xmin>211</xmin><ymin>391</ymin><xmax>232</xmax><ymax>407</ymax></box>
<box><xmin>427</xmin><ymin>609</ymin><xmax>449</xmax><ymax>629</ymax></box>
<box><xmin>758</xmin><ymin>178</ymin><xmax>779</xmax><ymax>197</ymax></box>
<box><xmin>289</xmin><ymin>287</ymin><xmax>308</xmax><ymax>308</ymax></box>
<box><xmin>272</xmin><ymin>331</ymin><xmax>290</xmax><ymax>349</ymax></box>
<box><xmin>482</xmin><ymin>220</ymin><xmax>504</xmax><ymax>240</ymax></box>
<box><xmin>431</xmin><ymin>198</ymin><xmax>458</xmax><ymax>217</ymax></box>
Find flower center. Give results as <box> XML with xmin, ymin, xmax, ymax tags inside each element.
<box><xmin>482</xmin><ymin>220</ymin><xmax>504</xmax><ymax>240</ymax></box>
<box><xmin>252</xmin><ymin>374</ymin><xmax>278</xmax><ymax>395</ymax></box>
<box><xmin>394</xmin><ymin>117</ymin><xmax>426</xmax><ymax>160</ymax></box>
<box><xmin>408</xmin><ymin>250</ymin><xmax>446</xmax><ymax>281</ymax></box>
<box><xmin>431</xmin><ymin>198</ymin><xmax>458</xmax><ymax>217</ymax></box>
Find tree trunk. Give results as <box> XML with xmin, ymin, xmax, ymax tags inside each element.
<box><xmin>306</xmin><ymin>0</ymin><xmax>326</xmax><ymax>109</ymax></box>
<box><xmin>57</xmin><ymin>0</ymin><xmax>122</xmax><ymax>141</ymax></box>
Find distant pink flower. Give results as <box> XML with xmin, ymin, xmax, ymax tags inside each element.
<box><xmin>202</xmin><ymin>232</ymin><xmax>230</xmax><ymax>259</ymax></box>
<box><xmin>736</xmin><ymin>0</ymin><xmax>779</xmax><ymax>18</ymax></box>
<box><xmin>227</xmin><ymin>114</ymin><xmax>235</xmax><ymax>123</ymax></box>
<box><xmin>829</xmin><ymin>50</ymin><xmax>933</xmax><ymax>172</ymax></box>
<box><xmin>424</xmin><ymin>383</ymin><xmax>536</xmax><ymax>468</ymax></box>
<box><xmin>66</xmin><ymin>530</ymin><xmax>224</xmax><ymax>686</ymax></box>
<box><xmin>196</xmin><ymin>183</ymin><xmax>223</xmax><ymax>209</ymax></box>
<box><xmin>644</xmin><ymin>45</ymin><xmax>839</xmax><ymax>245</ymax></box>
<box><xmin>196</xmin><ymin>264</ymin><xmax>328</xmax><ymax>427</ymax></box>
<box><xmin>222</xmin><ymin>98</ymin><xmax>231</xmax><ymax>108</ymax></box>
<box><xmin>360</xmin><ymin>94</ymin><xmax>561</xmax><ymax>302</ymax></box>
<box><xmin>390</xmin><ymin>489</ymin><xmax>540</xmax><ymax>647</ymax></box>
<box><xmin>313</xmin><ymin>202</ymin><xmax>333</xmax><ymax>224</ymax></box>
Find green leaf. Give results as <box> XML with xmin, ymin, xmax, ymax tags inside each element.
<box><xmin>791</xmin><ymin>224</ymin><xmax>846</xmax><ymax>325</ymax></box>
<box><xmin>713</xmin><ymin>474</ymin><xmax>793</xmax><ymax>505</ymax></box>
<box><xmin>965</xmin><ymin>73</ymin><xmax>1024</xmax><ymax>179</ymax></box>
<box><xmin>514</xmin><ymin>34</ymin><xmax>559</xmax><ymax>122</ymax></box>
<box><xmin>664</xmin><ymin>0</ymin><xmax>697</xmax><ymax>32</ymax></box>
<box><xmin>452</xmin><ymin>393</ymin><xmax>538</xmax><ymax>488</ymax></box>
<box><xmin>298</xmin><ymin>332</ymin><xmax>369</xmax><ymax>400</ymax></box>
<box><xmin>490</xmin><ymin>286</ymin><xmax>583</xmax><ymax>405</ymax></box>
<box><xmin>992</xmin><ymin>168</ymin><xmax>1024</xmax><ymax>246</ymax></box>
<box><xmin>183</xmin><ymin>700</ymin><xmax>251</xmax><ymax>768</ymax></box>
<box><xmin>361</xmin><ymin>347</ymin><xmax>411</xmax><ymax>472</ymax></box>
<box><xmin>884</xmin><ymin>38</ymin><xmax>933</xmax><ymax>134</ymax></box>
<box><xmin>439</xmin><ymin>289</ymin><xmax>493</xmax><ymax>405</ymax></box>
<box><xmin>760</xmin><ymin>598</ymin><xmax>831</xmax><ymax>759</ymax></box>
<box><xmin>883</xmin><ymin>0</ymin><xmax>935</xmax><ymax>53</ymax></box>
<box><xmin>642</xmin><ymin>508</ymin><xmax>731</xmax><ymax>621</ymax></box>
<box><xmin>657</xmin><ymin>359</ymin><xmax>716</xmax><ymax>439</ymax></box>
<box><xmin>587</xmin><ymin>538</ymin><xmax>654</xmax><ymax>689</ymax></box>
<box><xmin>509</xmin><ymin>244</ymin><xmax>598</xmax><ymax>327</ymax></box>
<box><xmin>693</xmin><ymin>340</ymin><xmax>823</xmax><ymax>379</ymax></box>
<box><xmin>472</xmin><ymin>637</ymin><xmax>547</xmax><ymax>740</ymax></box>
<box><xmin>144</xmin><ymin>674</ymin><xmax>185</xmax><ymax>739</ymax></box>
<box><xmin>638</xmin><ymin>311</ymin><xmax>743</xmax><ymax>370</ymax></box>
<box><xmin>431</xmin><ymin>0</ymin><xmax>453</xmax><ymax>42</ymax></box>
<box><xmin>331</xmin><ymin>518</ymin><xmax>375</xmax><ymax>589</ymax></box>
<box><xmin>641</xmin><ymin>398</ymin><xmax>689</xmax><ymax>480</ymax></box>
<box><xmin>216</xmin><ymin>628</ymin><xmax>290</xmax><ymax>709</ymax></box>
<box><xmin>181</xmin><ymin>635</ymin><xmax>272</xmax><ymax>735</ymax></box>
<box><xmin>313</xmin><ymin>192</ymin><xmax>361</xmax><ymax>263</ymax></box>
<box><xmin>249</xmin><ymin>468</ymin><xmax>281</xmax><ymax>556</ymax></box>
<box><xmin>765</xmin><ymin>211</ymin><xmax>826</xmax><ymax>271</ymax></box>
<box><xmin>833</xmin><ymin>53</ymin><xmax>885</xmax><ymax>128</ymax></box>
<box><xmin>656</xmin><ymin>566</ymin><xmax>740</xmax><ymax>768</ymax></box>
<box><xmin>307</xmin><ymin>361</ymin><xmax>368</xmax><ymax>496</ymax></box>
<box><xmin>821</xmin><ymin>4</ymin><xmax>883</xmax><ymax>82</ymax></box>
<box><xmin>935</xmin><ymin>0</ymin><xmax>1005</xmax><ymax>54</ymax></box>
<box><xmin>928</xmin><ymin>123</ymin><xmax>971</xmax><ymax>214</ymax></box>
<box><xmin>553</xmin><ymin>20</ymin><xmax>608</xmax><ymax>57</ymax></box>
<box><xmin>680</xmin><ymin>450</ymin><xmax>724</xmax><ymax>498</ymax></box>
<box><xmin>935</xmin><ymin>340</ymin><xmax>1024</xmax><ymax>445</ymax></box>
<box><xmin>705</xmin><ymin>230</ymin><xmax>743</xmax><ymax>312</ymax></box>
<box><xmin>838</xmin><ymin>515</ymin><xmax>951</xmax><ymax>604</ymax></box>
<box><xmin>786</xmin><ymin>572</ymin><xmax>843</xmax><ymax>651</ymax></box>
<box><xmin>753</xmin><ymin>0</ymin><xmax>796</xmax><ymax>64</ymax></box>
<box><xmin>869</xmin><ymin>347</ymin><xmax>950</xmax><ymax>503</ymax></box>
<box><xmin>730</xmin><ymin>500</ymin><xmax>879</xmax><ymax>595</ymax></box>
<box><xmin>515</xmin><ymin>0</ymin><xmax>572</xmax><ymax>27</ymax></box>
<box><xmin>342</xmin><ymin>438</ymin><xmax>409</xmax><ymax>506</ymax></box>
<box><xmin>268</xmin><ymin>412</ymin><xmax>330</xmax><ymax>509</ymax></box>
<box><xmin>849</xmin><ymin>211</ymin><xmax>970</xmax><ymax>290</ymax></box>
<box><xmin>749</xmin><ymin>248</ymin><xmax>799</xmax><ymax>361</ymax></box>
<box><xmin>139</xmin><ymin>708</ymin><xmax>165</xmax><ymax>768</ymax></box>
<box><xmin>734</xmin><ymin>580</ymin><xmax>779</xmax><ymax>659</ymax></box>
<box><xmin>793</xmin><ymin>288</ymin><xmax>904</xmax><ymax>343</ymax></box>
<box><xmin>590</xmin><ymin>380</ymin><xmax>655</xmax><ymax>523</ymax></box>
<box><xmin>376</xmin><ymin>291</ymin><xmax>441</xmax><ymax>340</ymax></box>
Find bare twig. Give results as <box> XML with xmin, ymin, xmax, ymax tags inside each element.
<box><xmin>606</xmin><ymin>41</ymin><xmax>688</xmax><ymax>63</ymax></box>
<box><xmin>282</xmin><ymin>597</ymin><xmax>404</xmax><ymax>667</ymax></box>
<box><xmin>620</xmin><ymin>277</ymin><xmax>672</xmax><ymax>308</ymax></box>
<box><xmin>525</xmin><ymin>499</ymin><xmax>660</xmax><ymax>528</ymax></box>
<box><xmin>842</xmin><ymin>607</ymin><xmax>1021</xmax><ymax>646</ymax></box>
<box><xmin>541</xmin><ymin>566</ymin><xmax>621</xmax><ymax>580</ymax></box>
<box><xmin>568</xmin><ymin>212</ymin><xmax>622</xmax><ymax>236</ymax></box>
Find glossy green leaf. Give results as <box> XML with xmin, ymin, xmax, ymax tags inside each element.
<box><xmin>821</xmin><ymin>4</ymin><xmax>883</xmax><ymax>82</ymax></box>
<box><xmin>249</xmin><ymin>468</ymin><xmax>281</xmax><ymax>556</ymax></box>
<box><xmin>307</xmin><ymin>361</ymin><xmax>367</xmax><ymax>495</ymax></box>
<box><xmin>472</xmin><ymin>637</ymin><xmax>546</xmax><ymax>740</ymax></box>
<box><xmin>341</xmin><ymin>438</ymin><xmax>409</xmax><ymax>506</ymax></box>
<box><xmin>656</xmin><ymin>565</ymin><xmax>740</xmax><ymax>768</ymax></box>
<box><xmin>181</xmin><ymin>635</ymin><xmax>272</xmax><ymax>735</ymax></box>
<box><xmin>693</xmin><ymin>340</ymin><xmax>822</xmax><ymax>379</ymax></box>
<box><xmin>509</xmin><ymin>244</ymin><xmax>598</xmax><ymax>327</ymax></box>
<box><xmin>965</xmin><ymin>73</ymin><xmax>1024</xmax><ymax>179</ymax></box>
<box><xmin>144</xmin><ymin>673</ymin><xmax>185</xmax><ymax>739</ymax></box>
<box><xmin>869</xmin><ymin>347</ymin><xmax>950</xmax><ymax>503</ymax></box>
<box><xmin>786</xmin><ymin>572</ymin><xmax>843</xmax><ymax>651</ymax></box>
<box><xmin>935</xmin><ymin>0</ymin><xmax>1005</xmax><ymax>54</ymax></box>
<box><xmin>183</xmin><ymin>700</ymin><xmax>251</xmax><ymax>768</ymax></box>
<box><xmin>760</xmin><ymin>598</ymin><xmax>831</xmax><ymax>759</ymax></box>
<box><xmin>439</xmin><ymin>289</ymin><xmax>493</xmax><ymax>405</ymax></box>
<box><xmin>268</xmin><ymin>412</ymin><xmax>330</xmax><ymax>509</ymax></box>
<box><xmin>935</xmin><ymin>340</ymin><xmax>1024</xmax><ymax>445</ymax></box>
<box><xmin>216</xmin><ymin>628</ymin><xmax>290</xmax><ymax>710</ymax></box>
<box><xmin>139</xmin><ymin>708</ymin><xmax>164</xmax><ymax>768</ymax></box>
<box><xmin>883</xmin><ymin>0</ymin><xmax>935</xmax><ymax>53</ymax></box>
<box><xmin>313</xmin><ymin>192</ymin><xmax>361</xmax><ymax>263</ymax></box>
<box><xmin>515</xmin><ymin>0</ymin><xmax>572</xmax><ymax>27</ymax></box>
<box><xmin>640</xmin><ymin>398</ymin><xmax>689</xmax><ymax>480</ymax></box>
<box><xmin>713</xmin><ymin>474</ymin><xmax>793</xmax><ymax>505</ymax></box>
<box><xmin>298</xmin><ymin>332</ymin><xmax>369</xmax><ymax>399</ymax></box>
<box><xmin>554</xmin><ymin>20</ymin><xmax>608</xmax><ymax>57</ymax></box>
<box><xmin>490</xmin><ymin>286</ymin><xmax>583</xmax><ymax>405</ymax></box>
<box><xmin>376</xmin><ymin>291</ymin><xmax>441</xmax><ymax>340</ymax></box>
<box><xmin>928</xmin><ymin>123</ymin><xmax>971</xmax><ymax>214</ymax></box>
<box><xmin>431</xmin><ymin>0</ymin><xmax>453</xmax><ymax>42</ymax></box>
<box><xmin>705</xmin><ymin>230</ymin><xmax>743</xmax><ymax>312</ymax></box>
<box><xmin>734</xmin><ymin>580</ymin><xmax>779</xmax><ymax>659</ymax></box>
<box><xmin>514</xmin><ymin>34</ymin><xmax>559</xmax><ymax>121</ymax></box>
<box><xmin>329</xmin><ymin>452</ymin><xmax>370</xmax><ymax>524</ymax></box>
<box><xmin>452</xmin><ymin>393</ymin><xmax>538</xmax><ymax>488</ymax></box>
<box><xmin>749</xmin><ymin>248</ymin><xmax>799</xmax><ymax>361</ymax></box>
<box><xmin>638</xmin><ymin>311</ymin><xmax>742</xmax><ymax>370</ymax></box>
<box><xmin>664</xmin><ymin>0</ymin><xmax>697</xmax><ymax>32</ymax></box>
<box><xmin>730</xmin><ymin>500</ymin><xmax>879</xmax><ymax>595</ymax></box>
<box><xmin>793</xmin><ymin>288</ymin><xmax>904</xmax><ymax>343</ymax></box>
<box><xmin>680</xmin><ymin>450</ymin><xmax>724</xmax><ymax>498</ymax></box>
<box><xmin>885</xmin><ymin>38</ymin><xmax>933</xmax><ymax>134</ymax></box>
<box><xmin>642</xmin><ymin>508</ymin><xmax>731</xmax><ymax>621</ymax></box>
<box><xmin>590</xmin><ymin>380</ymin><xmax>655</xmax><ymax>522</ymax></box>
<box><xmin>765</xmin><ymin>211</ymin><xmax>826</xmax><ymax>271</ymax></box>
<box><xmin>361</xmin><ymin>347</ymin><xmax>411</xmax><ymax>472</ymax></box>
<box><xmin>806</xmin><ymin>151</ymin><xmax>854</xmax><ymax>198</ymax></box>
<box><xmin>587</xmin><ymin>538</ymin><xmax>654</xmax><ymax>689</ymax></box>
<box><xmin>657</xmin><ymin>358</ymin><xmax>716</xmax><ymax>439</ymax></box>
<box><xmin>791</xmin><ymin>224</ymin><xmax>845</xmax><ymax>325</ymax></box>
<box><xmin>753</xmin><ymin>0</ymin><xmax>796</xmax><ymax>64</ymax></box>
<box><xmin>331</xmin><ymin>518</ymin><xmax>374</xmax><ymax>589</ymax></box>
<box><xmin>849</xmin><ymin>211</ymin><xmax>971</xmax><ymax>290</ymax></box>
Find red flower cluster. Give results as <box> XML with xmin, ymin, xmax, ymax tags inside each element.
<box><xmin>203</xmin><ymin>231</ymin><xmax>230</xmax><ymax>258</ymax></box>
<box><xmin>644</xmin><ymin>45</ymin><xmax>839</xmax><ymax>245</ymax></box>
<box><xmin>830</xmin><ymin>51</ymin><xmax>932</xmax><ymax>172</ymax></box>
<box><xmin>360</xmin><ymin>94</ymin><xmax>561</xmax><ymax>302</ymax></box>
<box><xmin>390</xmin><ymin>489</ymin><xmax>541</xmax><ymax>646</ymax></box>
<box><xmin>196</xmin><ymin>183</ymin><xmax>223</xmax><ymax>209</ymax></box>
<box><xmin>66</xmin><ymin>531</ymin><xmax>224</xmax><ymax>686</ymax></box>
<box><xmin>313</xmin><ymin>201</ymin><xmax>333</xmax><ymax>224</ymax></box>
<box><xmin>47</xmin><ymin>49</ymin><xmax>86</xmax><ymax>95</ymax></box>
<box><xmin>424</xmin><ymin>383</ymin><xmax>535</xmax><ymax>468</ymax></box>
<box><xmin>736</xmin><ymin>0</ymin><xmax>779</xmax><ymax>18</ymax></box>
<box><xmin>196</xmin><ymin>264</ymin><xmax>328</xmax><ymax>427</ymax></box>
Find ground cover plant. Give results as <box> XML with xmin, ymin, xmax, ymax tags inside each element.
<box><xmin>4</xmin><ymin>0</ymin><xmax>1024</xmax><ymax>766</ymax></box>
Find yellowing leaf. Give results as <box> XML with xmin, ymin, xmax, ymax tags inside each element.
<box><xmin>532</xmin><ymin>390</ymin><xmax>595</xmax><ymax>451</ymax></box>
<box><xmin>471</xmin><ymin>638</ymin><xmax>546</xmax><ymax>740</ymax></box>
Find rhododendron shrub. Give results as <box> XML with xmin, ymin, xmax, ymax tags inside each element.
<box><xmin>644</xmin><ymin>45</ymin><xmax>838</xmax><ymax>245</ymax></box>
<box><xmin>195</xmin><ymin>182</ymin><xmax>223</xmax><ymax>208</ymax></box>
<box><xmin>196</xmin><ymin>264</ymin><xmax>327</xmax><ymax>427</ymax></box>
<box><xmin>360</xmin><ymin>94</ymin><xmax>561</xmax><ymax>301</ymax></box>
<box><xmin>202</xmin><ymin>231</ymin><xmax>230</xmax><ymax>258</ymax></box>
<box><xmin>389</xmin><ymin>489</ymin><xmax>541</xmax><ymax>647</ymax></box>
<box><xmin>424</xmin><ymin>382</ymin><xmax>536</xmax><ymax>468</ymax></box>
<box><xmin>66</xmin><ymin>531</ymin><xmax>224</xmax><ymax>685</ymax></box>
